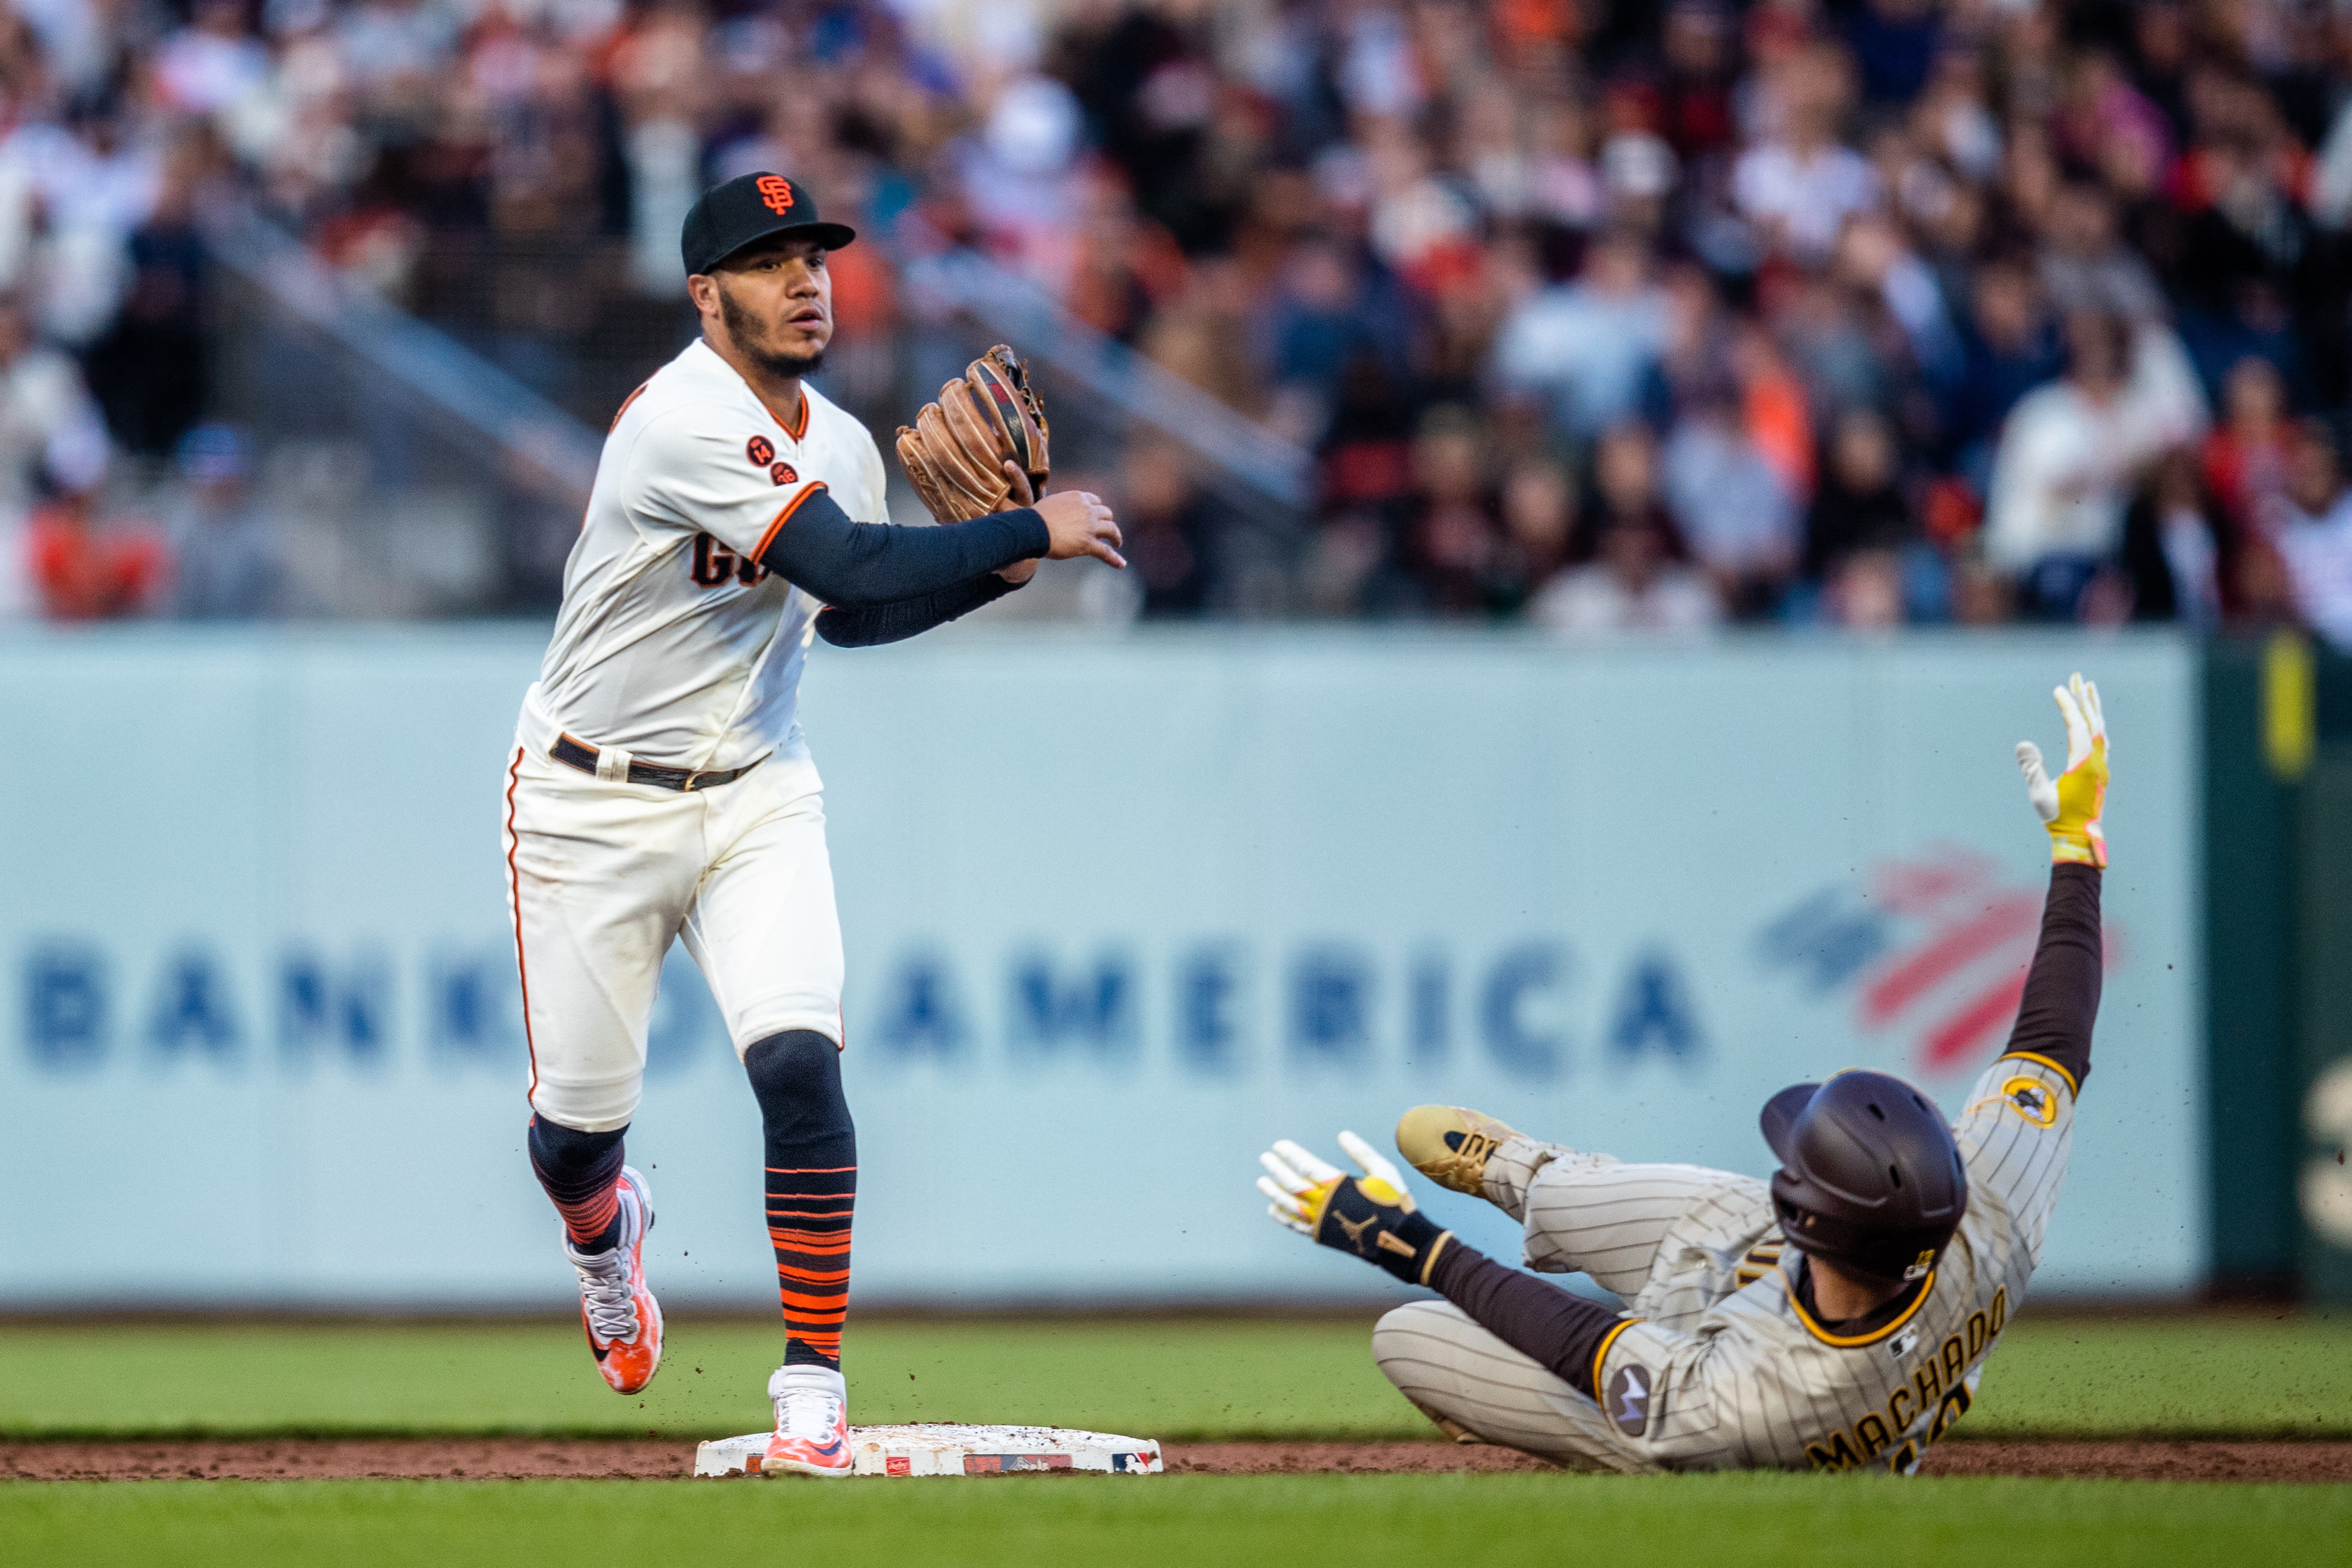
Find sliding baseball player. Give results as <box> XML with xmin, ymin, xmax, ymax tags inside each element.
<box><xmin>504</xmin><ymin>172</ymin><xmax>1121</xmax><ymax>1477</ymax></box>
<box><xmin>1260</xmin><ymin>675</ymin><xmax>2110</xmax><ymax>1473</ymax></box>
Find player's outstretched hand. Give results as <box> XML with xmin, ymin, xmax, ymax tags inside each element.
<box><xmin>2016</xmin><ymin>672</ymin><xmax>2108</xmax><ymax>868</ymax></box>
<box><xmin>1257</xmin><ymin>1133</ymin><xmax>1453</xmax><ymax>1286</ymax></box>
<box><xmin>1035</xmin><ymin>488</ymin><xmax>1126</xmax><ymax>569</ymax></box>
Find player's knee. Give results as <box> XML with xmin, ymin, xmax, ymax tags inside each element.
<box><xmin>744</xmin><ymin>1029</ymin><xmax>853</xmax><ymax>1141</ymax></box>
<box><xmin>527</xmin><ymin>1114</ymin><xmax>625</xmax><ymax>1176</ymax></box>
<box><xmin>1370</xmin><ymin>1300</ymin><xmax>1460</xmax><ymax>1386</ymax></box>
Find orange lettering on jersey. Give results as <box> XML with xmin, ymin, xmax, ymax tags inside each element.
<box><xmin>757</xmin><ymin>176</ymin><xmax>794</xmax><ymax>217</ymax></box>
<box><xmin>771</xmin><ymin>461</ymin><xmax>797</xmax><ymax>486</ymax></box>
<box><xmin>748</xmin><ymin>435</ymin><xmax>775</xmax><ymax>467</ymax></box>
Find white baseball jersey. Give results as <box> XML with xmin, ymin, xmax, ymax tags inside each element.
<box><xmin>503</xmin><ymin>337</ymin><xmax>872</xmax><ymax>1131</ymax></box>
<box><xmin>518</xmin><ymin>336</ymin><xmax>888</xmax><ymax>775</ymax></box>
<box><xmin>1374</xmin><ymin>1050</ymin><xmax>2079</xmax><ymax>1474</ymax></box>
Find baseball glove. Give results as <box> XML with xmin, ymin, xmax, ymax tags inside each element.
<box><xmin>894</xmin><ymin>345</ymin><xmax>1053</xmax><ymax>523</ymax></box>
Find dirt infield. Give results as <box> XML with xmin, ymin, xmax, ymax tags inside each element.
<box><xmin>6</xmin><ymin>1437</ymin><xmax>2351</xmax><ymax>1483</ymax></box>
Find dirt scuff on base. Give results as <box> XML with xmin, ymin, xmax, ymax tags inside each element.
<box><xmin>5</xmin><ymin>1437</ymin><xmax>2350</xmax><ymax>1483</ymax></box>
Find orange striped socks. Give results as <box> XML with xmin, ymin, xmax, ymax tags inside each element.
<box><xmin>745</xmin><ymin>1031</ymin><xmax>857</xmax><ymax>1370</ymax></box>
<box><xmin>528</xmin><ymin>1115</ymin><xmax>627</xmax><ymax>1252</ymax></box>
<box><xmin>767</xmin><ymin>1163</ymin><xmax>854</xmax><ymax>1365</ymax></box>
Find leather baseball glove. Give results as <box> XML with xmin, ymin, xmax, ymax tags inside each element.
<box><xmin>895</xmin><ymin>345</ymin><xmax>1053</xmax><ymax>522</ymax></box>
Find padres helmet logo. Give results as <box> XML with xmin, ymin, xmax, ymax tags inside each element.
<box><xmin>756</xmin><ymin>175</ymin><xmax>794</xmax><ymax>217</ymax></box>
<box><xmin>747</xmin><ymin>435</ymin><xmax>775</xmax><ymax>467</ymax></box>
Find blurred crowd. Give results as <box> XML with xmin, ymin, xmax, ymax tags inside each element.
<box><xmin>5</xmin><ymin>0</ymin><xmax>2352</xmax><ymax>640</ymax></box>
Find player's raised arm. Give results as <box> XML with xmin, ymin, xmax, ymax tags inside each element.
<box><xmin>1998</xmin><ymin>673</ymin><xmax>2109</xmax><ymax>1097</ymax></box>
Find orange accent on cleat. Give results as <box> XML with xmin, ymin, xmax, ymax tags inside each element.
<box><xmin>762</xmin><ymin>1366</ymin><xmax>852</xmax><ymax>1478</ymax></box>
<box><xmin>571</xmin><ymin>1167</ymin><xmax>663</xmax><ymax>1396</ymax></box>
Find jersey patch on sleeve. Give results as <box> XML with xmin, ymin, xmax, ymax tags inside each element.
<box><xmin>1605</xmin><ymin>1362</ymin><xmax>1654</xmax><ymax>1438</ymax></box>
<box><xmin>747</xmin><ymin>435</ymin><xmax>776</xmax><ymax>467</ymax></box>
<box><xmin>1978</xmin><ymin>1075</ymin><xmax>2060</xmax><ymax>1128</ymax></box>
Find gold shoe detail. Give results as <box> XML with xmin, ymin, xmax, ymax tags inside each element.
<box><xmin>1395</xmin><ymin>1105</ymin><xmax>1521</xmax><ymax>1197</ymax></box>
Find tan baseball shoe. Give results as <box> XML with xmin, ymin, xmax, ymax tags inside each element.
<box><xmin>1395</xmin><ymin>1105</ymin><xmax>1521</xmax><ymax>1198</ymax></box>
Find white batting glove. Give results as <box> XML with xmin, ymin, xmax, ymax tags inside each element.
<box><xmin>1257</xmin><ymin>1132</ymin><xmax>1452</xmax><ymax>1286</ymax></box>
<box><xmin>2016</xmin><ymin>672</ymin><xmax>2109</xmax><ymax>867</ymax></box>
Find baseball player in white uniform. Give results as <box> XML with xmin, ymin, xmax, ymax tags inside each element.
<box><xmin>503</xmin><ymin>172</ymin><xmax>1122</xmax><ymax>1477</ymax></box>
<box><xmin>1259</xmin><ymin>674</ymin><xmax>2112</xmax><ymax>1474</ymax></box>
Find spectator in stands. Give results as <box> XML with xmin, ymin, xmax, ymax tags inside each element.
<box><xmin>1733</xmin><ymin>42</ymin><xmax>1879</xmax><ymax>265</ymax></box>
<box><xmin>1120</xmin><ymin>436</ymin><xmax>1219</xmax><ymax>619</ymax></box>
<box><xmin>85</xmin><ymin>138</ymin><xmax>212</xmax><ymax>459</ymax></box>
<box><xmin>28</xmin><ymin>493</ymin><xmax>163</xmax><ymax>621</ymax></box>
<box><xmin>2201</xmin><ymin>356</ymin><xmax>2294</xmax><ymax>554</ymax></box>
<box><xmin>1950</xmin><ymin>257</ymin><xmax>2061</xmax><ymax>485</ymax></box>
<box><xmin>2269</xmin><ymin>419</ymin><xmax>2352</xmax><ymax>650</ymax></box>
<box><xmin>1984</xmin><ymin>311</ymin><xmax>2204</xmax><ymax>618</ymax></box>
<box><xmin>2120</xmin><ymin>448</ymin><xmax>2224</xmax><ymax>629</ymax></box>
<box><xmin>1531</xmin><ymin>422</ymin><xmax>1719</xmax><ymax>634</ymax></box>
<box><xmin>0</xmin><ymin>0</ymin><xmax>2342</xmax><ymax>641</ymax></box>
<box><xmin>0</xmin><ymin>294</ymin><xmax>109</xmax><ymax>612</ymax></box>
<box><xmin>1490</xmin><ymin>230</ymin><xmax>1670</xmax><ymax>443</ymax></box>
<box><xmin>164</xmin><ymin>423</ymin><xmax>284</xmax><ymax>619</ymax></box>
<box><xmin>1487</xmin><ymin>457</ymin><xmax>1575</xmax><ymax>618</ymax></box>
<box><xmin>1385</xmin><ymin>405</ymin><xmax>1499</xmax><ymax>618</ymax></box>
<box><xmin>1804</xmin><ymin>410</ymin><xmax>1911</xmax><ymax>572</ymax></box>
<box><xmin>1661</xmin><ymin>390</ymin><xmax>1799</xmax><ymax>619</ymax></box>
<box><xmin>2039</xmin><ymin>180</ymin><xmax>2166</xmax><ymax>324</ymax></box>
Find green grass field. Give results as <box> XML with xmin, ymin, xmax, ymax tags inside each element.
<box><xmin>3</xmin><ymin>1311</ymin><xmax>2347</xmax><ymax>1441</ymax></box>
<box><xmin>10</xmin><ymin>1472</ymin><xmax>2352</xmax><ymax>1568</ymax></box>
<box><xmin>7</xmin><ymin>1313</ymin><xmax>2350</xmax><ymax>1566</ymax></box>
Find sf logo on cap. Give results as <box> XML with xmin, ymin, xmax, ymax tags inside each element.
<box><xmin>757</xmin><ymin>176</ymin><xmax>794</xmax><ymax>217</ymax></box>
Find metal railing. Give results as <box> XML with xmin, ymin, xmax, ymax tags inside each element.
<box><xmin>195</xmin><ymin>213</ymin><xmax>1318</xmax><ymax>616</ymax></box>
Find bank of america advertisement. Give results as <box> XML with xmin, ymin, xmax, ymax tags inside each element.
<box><xmin>0</xmin><ymin>628</ymin><xmax>2200</xmax><ymax>1305</ymax></box>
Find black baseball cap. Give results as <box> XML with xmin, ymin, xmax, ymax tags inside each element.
<box><xmin>681</xmin><ymin>173</ymin><xmax>857</xmax><ymax>277</ymax></box>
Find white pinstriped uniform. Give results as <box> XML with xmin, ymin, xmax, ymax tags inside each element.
<box><xmin>1373</xmin><ymin>1051</ymin><xmax>2079</xmax><ymax>1473</ymax></box>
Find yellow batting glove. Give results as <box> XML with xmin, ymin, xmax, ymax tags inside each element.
<box><xmin>2016</xmin><ymin>673</ymin><xmax>2109</xmax><ymax>867</ymax></box>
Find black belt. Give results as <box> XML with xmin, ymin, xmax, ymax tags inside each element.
<box><xmin>552</xmin><ymin>733</ymin><xmax>765</xmax><ymax>792</ymax></box>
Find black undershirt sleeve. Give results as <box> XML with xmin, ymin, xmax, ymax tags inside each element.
<box><xmin>814</xmin><ymin>573</ymin><xmax>1021</xmax><ymax>647</ymax></box>
<box><xmin>1999</xmin><ymin>863</ymin><xmax>2102</xmax><ymax>1095</ymax></box>
<box><xmin>1425</xmin><ymin>1239</ymin><xmax>1628</xmax><ymax>1398</ymax></box>
<box><xmin>757</xmin><ymin>489</ymin><xmax>1050</xmax><ymax>608</ymax></box>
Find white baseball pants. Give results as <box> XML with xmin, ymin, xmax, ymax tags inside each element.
<box><xmin>501</xmin><ymin>739</ymin><xmax>846</xmax><ymax>1132</ymax></box>
<box><xmin>1371</xmin><ymin>1138</ymin><xmax>1773</xmax><ymax>1471</ymax></box>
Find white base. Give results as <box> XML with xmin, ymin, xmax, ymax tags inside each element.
<box><xmin>694</xmin><ymin>1423</ymin><xmax>1164</xmax><ymax>1478</ymax></box>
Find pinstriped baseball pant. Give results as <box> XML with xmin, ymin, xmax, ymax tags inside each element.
<box><xmin>1371</xmin><ymin>1136</ymin><xmax>1774</xmax><ymax>1470</ymax></box>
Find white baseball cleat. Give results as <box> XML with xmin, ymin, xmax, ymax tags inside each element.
<box><xmin>566</xmin><ymin>1165</ymin><xmax>662</xmax><ymax>1395</ymax></box>
<box><xmin>761</xmin><ymin>1363</ymin><xmax>852</xmax><ymax>1478</ymax></box>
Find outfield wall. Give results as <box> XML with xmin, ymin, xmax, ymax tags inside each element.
<box><xmin>0</xmin><ymin>626</ymin><xmax>2202</xmax><ymax>1306</ymax></box>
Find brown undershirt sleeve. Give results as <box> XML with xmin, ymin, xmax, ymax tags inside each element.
<box><xmin>1998</xmin><ymin>863</ymin><xmax>2102</xmax><ymax>1095</ymax></box>
<box><xmin>1425</xmin><ymin>1239</ymin><xmax>1628</xmax><ymax>1398</ymax></box>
